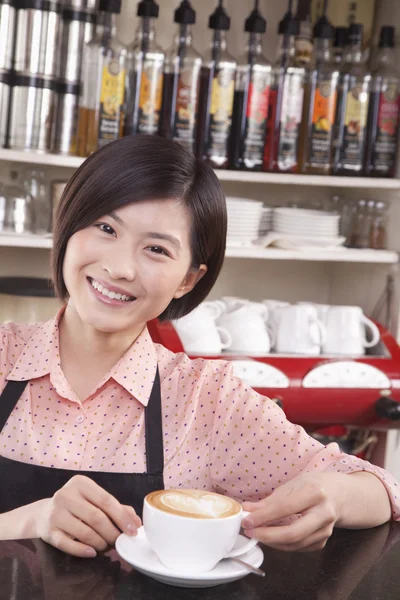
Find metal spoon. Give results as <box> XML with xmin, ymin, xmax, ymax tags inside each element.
<box><xmin>228</xmin><ymin>556</ymin><xmax>265</xmax><ymax>577</ymax></box>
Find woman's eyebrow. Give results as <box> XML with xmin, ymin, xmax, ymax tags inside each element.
<box><xmin>145</xmin><ymin>232</ymin><xmax>181</xmax><ymax>250</ymax></box>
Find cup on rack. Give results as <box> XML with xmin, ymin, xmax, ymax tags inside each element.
<box><xmin>262</xmin><ymin>300</ymin><xmax>290</xmax><ymax>349</ymax></box>
<box><xmin>322</xmin><ymin>305</ymin><xmax>380</xmax><ymax>356</ymax></box>
<box><xmin>172</xmin><ymin>302</ymin><xmax>232</xmax><ymax>355</ymax></box>
<box><xmin>275</xmin><ymin>304</ymin><xmax>327</xmax><ymax>355</ymax></box>
<box><xmin>217</xmin><ymin>303</ymin><xmax>273</xmax><ymax>355</ymax></box>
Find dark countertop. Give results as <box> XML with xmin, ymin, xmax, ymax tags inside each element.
<box><xmin>1</xmin><ymin>523</ymin><xmax>400</xmax><ymax>599</ymax></box>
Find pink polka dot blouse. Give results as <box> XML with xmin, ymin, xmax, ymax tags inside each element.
<box><xmin>1</xmin><ymin>308</ymin><xmax>399</xmax><ymax>519</ymax></box>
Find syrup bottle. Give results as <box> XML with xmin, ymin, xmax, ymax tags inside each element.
<box><xmin>196</xmin><ymin>0</ymin><xmax>236</xmax><ymax>169</ymax></box>
<box><xmin>263</xmin><ymin>0</ymin><xmax>305</xmax><ymax>173</ymax></box>
<box><xmin>76</xmin><ymin>0</ymin><xmax>127</xmax><ymax>156</ymax></box>
<box><xmin>299</xmin><ymin>4</ymin><xmax>339</xmax><ymax>175</ymax></box>
<box><xmin>332</xmin><ymin>23</ymin><xmax>371</xmax><ymax>176</ymax></box>
<box><xmin>159</xmin><ymin>0</ymin><xmax>202</xmax><ymax>153</ymax></box>
<box><xmin>124</xmin><ymin>0</ymin><xmax>164</xmax><ymax>136</ymax></box>
<box><xmin>228</xmin><ymin>0</ymin><xmax>271</xmax><ymax>171</ymax></box>
<box><xmin>333</xmin><ymin>27</ymin><xmax>348</xmax><ymax>67</ymax></box>
<box><xmin>365</xmin><ymin>26</ymin><xmax>400</xmax><ymax>178</ymax></box>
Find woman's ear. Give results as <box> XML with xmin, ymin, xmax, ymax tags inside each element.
<box><xmin>173</xmin><ymin>264</ymin><xmax>208</xmax><ymax>299</ymax></box>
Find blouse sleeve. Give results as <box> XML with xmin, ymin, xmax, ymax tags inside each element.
<box><xmin>209</xmin><ymin>363</ymin><xmax>400</xmax><ymax>520</ymax></box>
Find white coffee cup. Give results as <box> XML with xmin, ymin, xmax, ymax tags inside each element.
<box><xmin>173</xmin><ymin>303</ymin><xmax>232</xmax><ymax>355</ymax></box>
<box><xmin>276</xmin><ymin>304</ymin><xmax>327</xmax><ymax>355</ymax></box>
<box><xmin>322</xmin><ymin>305</ymin><xmax>380</xmax><ymax>356</ymax></box>
<box><xmin>143</xmin><ymin>489</ymin><xmax>256</xmax><ymax>573</ymax></box>
<box><xmin>217</xmin><ymin>304</ymin><xmax>272</xmax><ymax>354</ymax></box>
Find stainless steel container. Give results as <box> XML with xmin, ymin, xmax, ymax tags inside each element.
<box><xmin>52</xmin><ymin>81</ymin><xmax>80</xmax><ymax>154</ymax></box>
<box><xmin>0</xmin><ymin>69</ymin><xmax>11</xmax><ymax>147</ymax></box>
<box><xmin>63</xmin><ymin>0</ymin><xmax>99</xmax><ymax>11</ymax></box>
<box><xmin>0</xmin><ymin>1</ymin><xmax>16</xmax><ymax>71</ymax></box>
<box><xmin>58</xmin><ymin>9</ymin><xmax>96</xmax><ymax>82</ymax></box>
<box><xmin>14</xmin><ymin>0</ymin><xmax>62</xmax><ymax>77</ymax></box>
<box><xmin>8</xmin><ymin>75</ymin><xmax>57</xmax><ymax>151</ymax></box>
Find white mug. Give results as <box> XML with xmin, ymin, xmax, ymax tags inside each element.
<box><xmin>276</xmin><ymin>304</ymin><xmax>327</xmax><ymax>355</ymax></box>
<box><xmin>217</xmin><ymin>304</ymin><xmax>272</xmax><ymax>354</ymax></box>
<box><xmin>173</xmin><ymin>303</ymin><xmax>232</xmax><ymax>355</ymax></box>
<box><xmin>322</xmin><ymin>306</ymin><xmax>380</xmax><ymax>356</ymax></box>
<box><xmin>143</xmin><ymin>494</ymin><xmax>256</xmax><ymax>573</ymax></box>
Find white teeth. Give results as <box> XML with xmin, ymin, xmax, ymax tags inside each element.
<box><xmin>89</xmin><ymin>278</ymin><xmax>133</xmax><ymax>302</ymax></box>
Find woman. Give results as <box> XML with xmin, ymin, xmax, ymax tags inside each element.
<box><xmin>0</xmin><ymin>136</ymin><xmax>398</xmax><ymax>559</ymax></box>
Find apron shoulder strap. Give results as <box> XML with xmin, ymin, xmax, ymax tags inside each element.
<box><xmin>0</xmin><ymin>380</ymin><xmax>29</xmax><ymax>431</ymax></box>
<box><xmin>144</xmin><ymin>366</ymin><xmax>164</xmax><ymax>475</ymax></box>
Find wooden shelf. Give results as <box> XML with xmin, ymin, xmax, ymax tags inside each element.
<box><xmin>0</xmin><ymin>149</ymin><xmax>399</xmax><ymax>190</ymax></box>
<box><xmin>1</xmin><ymin>234</ymin><xmax>397</xmax><ymax>264</ymax></box>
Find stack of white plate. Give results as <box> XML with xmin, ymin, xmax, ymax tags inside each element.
<box><xmin>273</xmin><ymin>208</ymin><xmax>340</xmax><ymax>240</ymax></box>
<box><xmin>259</xmin><ymin>207</ymin><xmax>273</xmax><ymax>236</ymax></box>
<box><xmin>226</xmin><ymin>197</ymin><xmax>263</xmax><ymax>246</ymax></box>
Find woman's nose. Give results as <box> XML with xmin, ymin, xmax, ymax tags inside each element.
<box><xmin>102</xmin><ymin>248</ymin><xmax>136</xmax><ymax>282</ymax></box>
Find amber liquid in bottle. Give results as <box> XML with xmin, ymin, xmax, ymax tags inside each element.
<box><xmin>298</xmin><ymin>33</ymin><xmax>339</xmax><ymax>175</ymax></box>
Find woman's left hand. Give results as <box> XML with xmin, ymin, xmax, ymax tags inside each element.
<box><xmin>241</xmin><ymin>472</ymin><xmax>342</xmax><ymax>552</ymax></box>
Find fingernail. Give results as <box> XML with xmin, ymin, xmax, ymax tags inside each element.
<box><xmin>85</xmin><ymin>548</ymin><xmax>97</xmax><ymax>557</ymax></box>
<box><xmin>242</xmin><ymin>517</ymin><xmax>254</xmax><ymax>528</ymax></box>
<box><xmin>126</xmin><ymin>523</ymin><xmax>137</xmax><ymax>536</ymax></box>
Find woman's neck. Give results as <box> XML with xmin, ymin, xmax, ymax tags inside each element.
<box><xmin>59</xmin><ymin>303</ymin><xmax>145</xmax><ymax>377</ymax></box>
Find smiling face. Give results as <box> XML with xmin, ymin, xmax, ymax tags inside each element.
<box><xmin>62</xmin><ymin>198</ymin><xmax>207</xmax><ymax>335</ymax></box>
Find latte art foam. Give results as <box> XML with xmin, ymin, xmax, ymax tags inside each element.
<box><xmin>146</xmin><ymin>489</ymin><xmax>241</xmax><ymax>519</ymax></box>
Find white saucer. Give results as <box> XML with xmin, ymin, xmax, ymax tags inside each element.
<box><xmin>115</xmin><ymin>528</ymin><xmax>264</xmax><ymax>588</ymax></box>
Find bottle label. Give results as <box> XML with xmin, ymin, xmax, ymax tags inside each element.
<box><xmin>207</xmin><ymin>66</ymin><xmax>235</xmax><ymax>162</ymax></box>
<box><xmin>98</xmin><ymin>60</ymin><xmax>126</xmax><ymax>147</ymax></box>
<box><xmin>371</xmin><ymin>83</ymin><xmax>400</xmax><ymax>173</ymax></box>
<box><xmin>172</xmin><ymin>64</ymin><xmax>201</xmax><ymax>151</ymax></box>
<box><xmin>277</xmin><ymin>72</ymin><xmax>304</xmax><ymax>170</ymax></box>
<box><xmin>263</xmin><ymin>87</ymin><xmax>278</xmax><ymax>169</ymax></box>
<box><xmin>340</xmin><ymin>81</ymin><xmax>370</xmax><ymax>168</ymax></box>
<box><xmin>244</xmin><ymin>68</ymin><xmax>271</xmax><ymax>166</ymax></box>
<box><xmin>308</xmin><ymin>77</ymin><xmax>338</xmax><ymax>167</ymax></box>
<box><xmin>138</xmin><ymin>57</ymin><xmax>164</xmax><ymax>135</ymax></box>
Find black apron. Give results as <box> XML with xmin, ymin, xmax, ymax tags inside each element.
<box><xmin>0</xmin><ymin>369</ymin><xmax>164</xmax><ymax>517</ymax></box>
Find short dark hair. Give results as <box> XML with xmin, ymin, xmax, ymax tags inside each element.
<box><xmin>51</xmin><ymin>135</ymin><xmax>227</xmax><ymax>321</ymax></box>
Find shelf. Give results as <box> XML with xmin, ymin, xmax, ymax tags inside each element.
<box><xmin>1</xmin><ymin>234</ymin><xmax>397</xmax><ymax>264</ymax></box>
<box><xmin>225</xmin><ymin>246</ymin><xmax>399</xmax><ymax>264</ymax></box>
<box><xmin>0</xmin><ymin>234</ymin><xmax>53</xmax><ymax>249</ymax></box>
<box><xmin>0</xmin><ymin>149</ymin><xmax>399</xmax><ymax>190</ymax></box>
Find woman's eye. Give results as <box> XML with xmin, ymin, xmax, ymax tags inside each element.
<box><xmin>148</xmin><ymin>245</ymin><xmax>169</xmax><ymax>256</ymax></box>
<box><xmin>96</xmin><ymin>223</ymin><xmax>116</xmax><ymax>236</ymax></box>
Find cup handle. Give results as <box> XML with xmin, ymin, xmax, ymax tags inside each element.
<box><xmin>361</xmin><ymin>315</ymin><xmax>381</xmax><ymax>348</ymax></box>
<box><xmin>309</xmin><ymin>317</ymin><xmax>327</xmax><ymax>346</ymax></box>
<box><xmin>265</xmin><ymin>322</ymin><xmax>276</xmax><ymax>348</ymax></box>
<box><xmin>225</xmin><ymin>511</ymin><xmax>258</xmax><ymax>558</ymax></box>
<box><xmin>217</xmin><ymin>326</ymin><xmax>232</xmax><ymax>350</ymax></box>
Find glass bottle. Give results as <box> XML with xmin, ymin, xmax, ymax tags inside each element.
<box><xmin>299</xmin><ymin>10</ymin><xmax>339</xmax><ymax>175</ymax></box>
<box><xmin>370</xmin><ymin>200</ymin><xmax>388</xmax><ymax>249</ymax></box>
<box><xmin>76</xmin><ymin>0</ymin><xmax>127</xmax><ymax>157</ymax></box>
<box><xmin>349</xmin><ymin>198</ymin><xmax>369</xmax><ymax>248</ymax></box>
<box><xmin>294</xmin><ymin>0</ymin><xmax>313</xmax><ymax>67</ymax></box>
<box><xmin>23</xmin><ymin>169</ymin><xmax>51</xmax><ymax>234</ymax></box>
<box><xmin>124</xmin><ymin>0</ymin><xmax>164</xmax><ymax>137</ymax></box>
<box><xmin>365</xmin><ymin>26</ymin><xmax>400</xmax><ymax>178</ymax></box>
<box><xmin>228</xmin><ymin>0</ymin><xmax>271</xmax><ymax>171</ymax></box>
<box><xmin>159</xmin><ymin>1</ymin><xmax>202</xmax><ymax>154</ymax></box>
<box><xmin>263</xmin><ymin>0</ymin><xmax>305</xmax><ymax>173</ymax></box>
<box><xmin>332</xmin><ymin>23</ymin><xmax>371</xmax><ymax>176</ymax></box>
<box><xmin>332</xmin><ymin>27</ymin><xmax>348</xmax><ymax>67</ymax></box>
<box><xmin>196</xmin><ymin>0</ymin><xmax>236</xmax><ymax>169</ymax></box>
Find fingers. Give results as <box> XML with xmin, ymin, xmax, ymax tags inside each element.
<box><xmin>242</xmin><ymin>481</ymin><xmax>330</xmax><ymax>529</ymax></box>
<box><xmin>47</xmin><ymin>529</ymin><xmax>98</xmax><ymax>558</ymax></box>
<box><xmin>65</xmin><ymin>476</ymin><xmax>138</xmax><ymax>536</ymax></box>
<box><xmin>57</xmin><ymin>510</ymin><xmax>110</xmax><ymax>552</ymax></box>
<box><xmin>245</xmin><ymin>506</ymin><xmax>335</xmax><ymax>552</ymax></box>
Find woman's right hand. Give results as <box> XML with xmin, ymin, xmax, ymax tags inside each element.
<box><xmin>34</xmin><ymin>475</ymin><xmax>141</xmax><ymax>558</ymax></box>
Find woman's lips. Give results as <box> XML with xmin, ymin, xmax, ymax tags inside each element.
<box><xmin>87</xmin><ymin>277</ymin><xmax>136</xmax><ymax>307</ymax></box>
